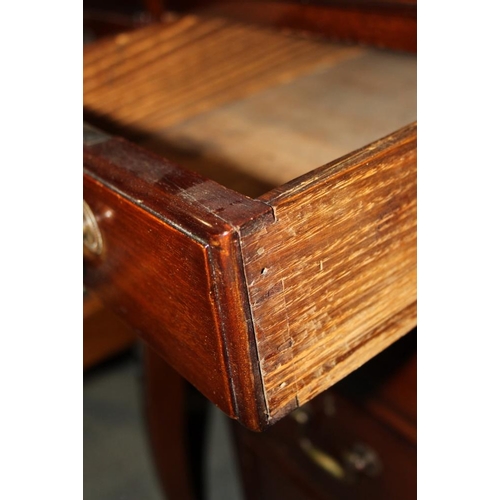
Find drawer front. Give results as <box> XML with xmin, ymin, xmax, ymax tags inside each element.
<box><xmin>234</xmin><ymin>394</ymin><xmax>416</xmax><ymax>500</ymax></box>
<box><xmin>232</xmin><ymin>333</ymin><xmax>417</xmax><ymax>499</ymax></box>
<box><xmin>83</xmin><ymin>124</ymin><xmax>271</xmax><ymax>430</ymax></box>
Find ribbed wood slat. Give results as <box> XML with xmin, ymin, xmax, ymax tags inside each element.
<box><xmin>84</xmin><ymin>15</ymin><xmax>360</xmax><ymax>131</ymax></box>
<box><xmin>240</xmin><ymin>124</ymin><xmax>417</xmax><ymax>422</ymax></box>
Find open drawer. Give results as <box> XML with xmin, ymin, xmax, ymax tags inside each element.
<box><xmin>83</xmin><ymin>15</ymin><xmax>416</xmax><ymax>431</ymax></box>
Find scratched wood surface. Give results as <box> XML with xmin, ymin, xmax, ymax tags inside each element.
<box><xmin>240</xmin><ymin>124</ymin><xmax>417</xmax><ymax>422</ymax></box>
<box><xmin>83</xmin><ymin>15</ymin><xmax>360</xmax><ymax>133</ymax></box>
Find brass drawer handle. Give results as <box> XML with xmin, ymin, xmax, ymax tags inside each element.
<box><xmin>300</xmin><ymin>438</ymin><xmax>346</xmax><ymax>480</ymax></box>
<box><xmin>83</xmin><ymin>200</ymin><xmax>103</xmax><ymax>257</ymax></box>
<box><xmin>300</xmin><ymin>438</ymin><xmax>383</xmax><ymax>482</ymax></box>
<box><xmin>292</xmin><ymin>403</ymin><xmax>382</xmax><ymax>482</ymax></box>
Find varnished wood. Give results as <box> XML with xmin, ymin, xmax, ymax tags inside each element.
<box><xmin>335</xmin><ymin>327</ymin><xmax>417</xmax><ymax>444</ymax></box>
<box><xmin>240</xmin><ymin>123</ymin><xmax>417</xmax><ymax>422</ymax></box>
<box><xmin>233</xmin><ymin>393</ymin><xmax>416</xmax><ymax>500</ymax></box>
<box><xmin>363</xmin><ymin>350</ymin><xmax>417</xmax><ymax>443</ymax></box>
<box><xmin>144</xmin><ymin>345</ymin><xmax>209</xmax><ymax>500</ymax></box>
<box><xmin>84</xmin><ymin>0</ymin><xmax>416</xmax><ymax>51</ymax></box>
<box><xmin>83</xmin><ymin>127</ymin><xmax>270</xmax><ymax>429</ymax></box>
<box><xmin>83</xmin><ymin>292</ymin><xmax>136</xmax><ymax>369</ymax></box>
<box><xmin>169</xmin><ymin>0</ymin><xmax>417</xmax><ymax>52</ymax></box>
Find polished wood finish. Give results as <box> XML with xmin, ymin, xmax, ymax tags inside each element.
<box><xmin>365</xmin><ymin>353</ymin><xmax>417</xmax><ymax>443</ymax></box>
<box><xmin>241</xmin><ymin>123</ymin><xmax>417</xmax><ymax>422</ymax></box>
<box><xmin>84</xmin><ymin>0</ymin><xmax>416</xmax><ymax>51</ymax></box>
<box><xmin>83</xmin><ymin>126</ymin><xmax>270</xmax><ymax>429</ymax></box>
<box><xmin>144</xmin><ymin>345</ymin><xmax>209</xmax><ymax>500</ymax></box>
<box><xmin>169</xmin><ymin>0</ymin><xmax>417</xmax><ymax>52</ymax></box>
<box><xmin>234</xmin><ymin>396</ymin><xmax>416</xmax><ymax>500</ymax></box>
<box><xmin>83</xmin><ymin>0</ymin><xmax>159</xmax><ymax>41</ymax></box>
<box><xmin>83</xmin><ymin>292</ymin><xmax>136</xmax><ymax>369</ymax></box>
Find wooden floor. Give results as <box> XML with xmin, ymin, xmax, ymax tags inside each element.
<box><xmin>84</xmin><ymin>15</ymin><xmax>416</xmax><ymax>197</ymax></box>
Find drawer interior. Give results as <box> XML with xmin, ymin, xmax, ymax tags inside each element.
<box><xmin>84</xmin><ymin>14</ymin><xmax>416</xmax><ymax>197</ymax></box>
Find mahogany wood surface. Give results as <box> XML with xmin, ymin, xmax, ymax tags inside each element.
<box><xmin>83</xmin><ymin>125</ymin><xmax>270</xmax><ymax>430</ymax></box>
<box><xmin>337</xmin><ymin>327</ymin><xmax>417</xmax><ymax>444</ymax></box>
<box><xmin>234</xmin><ymin>394</ymin><xmax>416</xmax><ymax>500</ymax></box>
<box><xmin>364</xmin><ymin>353</ymin><xmax>417</xmax><ymax>443</ymax></box>
<box><xmin>241</xmin><ymin>123</ymin><xmax>416</xmax><ymax>422</ymax></box>
<box><xmin>169</xmin><ymin>0</ymin><xmax>417</xmax><ymax>52</ymax></box>
<box><xmin>83</xmin><ymin>0</ymin><xmax>416</xmax><ymax>51</ymax></box>
<box><xmin>83</xmin><ymin>293</ymin><xmax>136</xmax><ymax>369</ymax></box>
<box><xmin>144</xmin><ymin>345</ymin><xmax>209</xmax><ymax>500</ymax></box>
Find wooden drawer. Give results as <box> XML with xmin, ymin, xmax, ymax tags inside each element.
<box><xmin>83</xmin><ymin>15</ymin><xmax>416</xmax><ymax>431</ymax></box>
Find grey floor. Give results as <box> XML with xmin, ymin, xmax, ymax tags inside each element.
<box><xmin>83</xmin><ymin>350</ymin><xmax>244</xmax><ymax>500</ymax></box>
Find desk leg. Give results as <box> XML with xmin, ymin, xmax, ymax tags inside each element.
<box><xmin>143</xmin><ymin>345</ymin><xmax>209</xmax><ymax>500</ymax></box>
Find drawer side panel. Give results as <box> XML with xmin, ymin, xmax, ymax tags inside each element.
<box><xmin>241</xmin><ymin>123</ymin><xmax>417</xmax><ymax>422</ymax></box>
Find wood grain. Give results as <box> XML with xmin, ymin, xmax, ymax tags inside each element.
<box><xmin>241</xmin><ymin>123</ymin><xmax>417</xmax><ymax>422</ymax></box>
<box><xmin>83</xmin><ymin>15</ymin><xmax>361</xmax><ymax>132</ymax></box>
<box><xmin>84</xmin><ymin>14</ymin><xmax>414</xmax><ymax>198</ymax></box>
<box><xmin>138</xmin><ymin>49</ymin><xmax>416</xmax><ymax>196</ymax></box>
<box><xmin>83</xmin><ymin>126</ymin><xmax>271</xmax><ymax>429</ymax></box>
<box><xmin>83</xmin><ymin>292</ymin><xmax>136</xmax><ymax>369</ymax></box>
